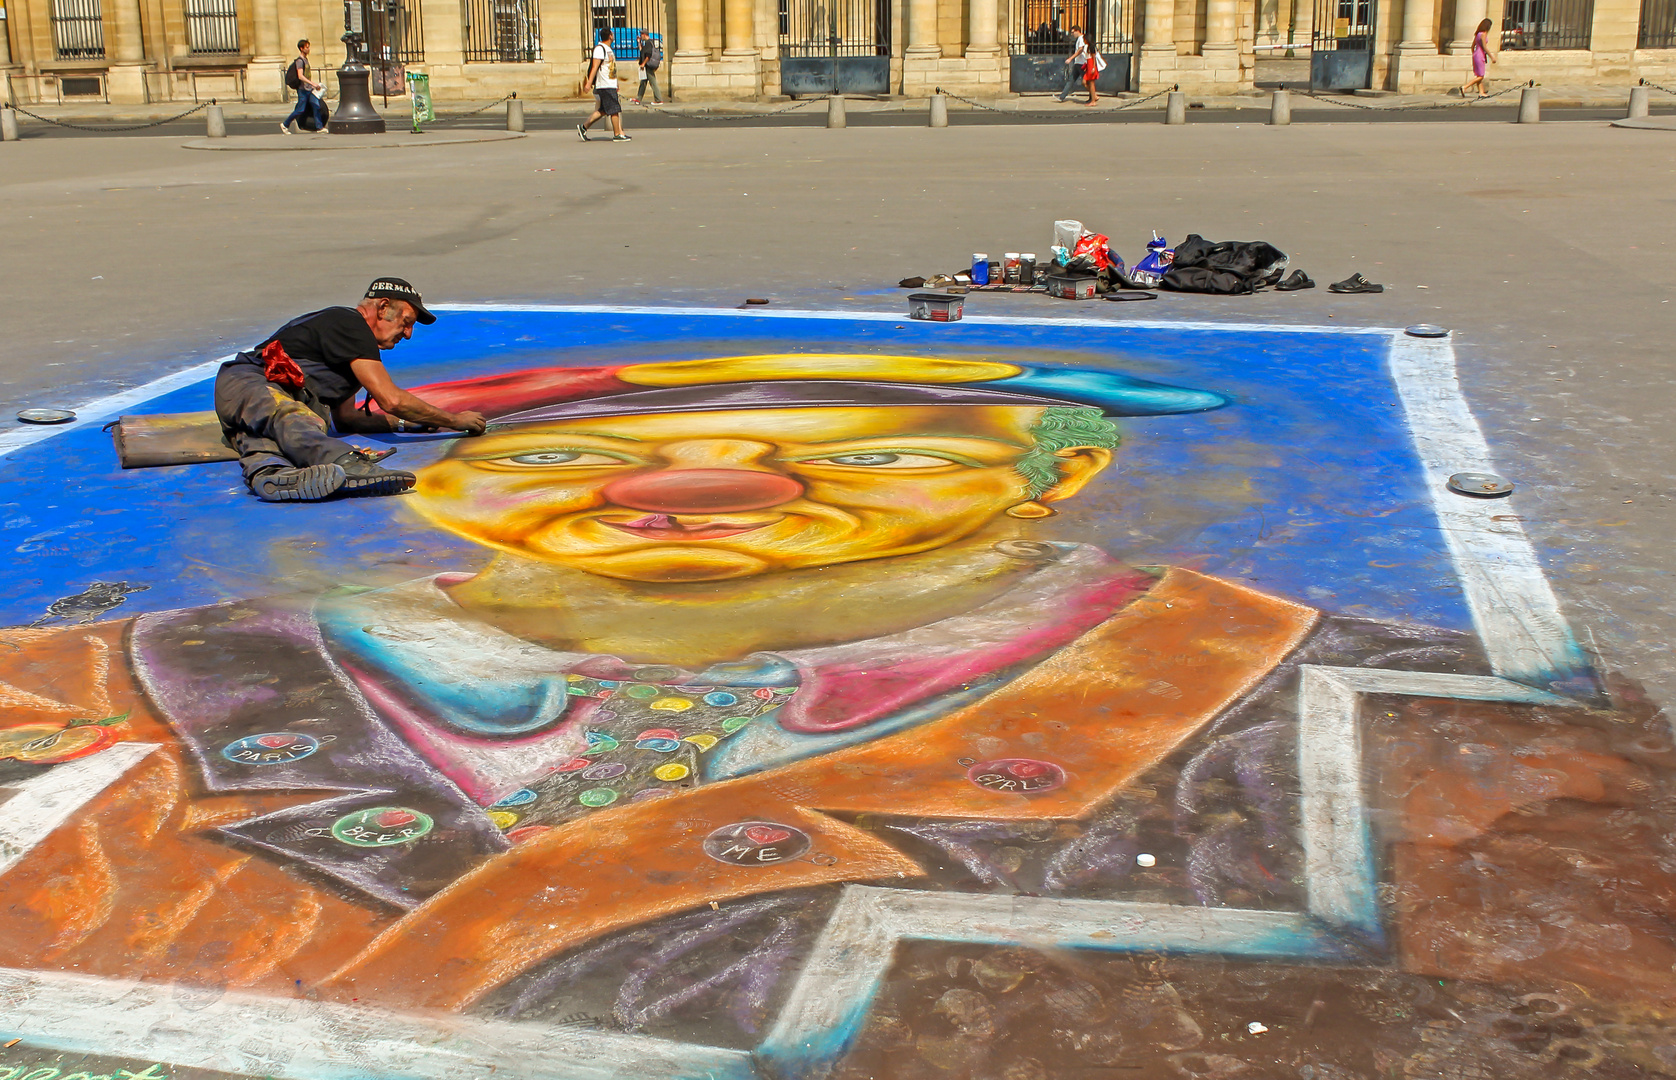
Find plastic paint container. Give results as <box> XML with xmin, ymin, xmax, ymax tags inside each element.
<box><xmin>908</xmin><ymin>292</ymin><xmax>965</xmax><ymax>321</ymax></box>
<box><xmin>971</xmin><ymin>254</ymin><xmax>990</xmax><ymax>285</ymax></box>
<box><xmin>1003</xmin><ymin>253</ymin><xmax>1021</xmax><ymax>284</ymax></box>
<box><xmin>1019</xmin><ymin>254</ymin><xmax>1038</xmax><ymax>286</ymax></box>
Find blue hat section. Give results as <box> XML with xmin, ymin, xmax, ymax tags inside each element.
<box><xmin>988</xmin><ymin>366</ymin><xmax>1231</xmax><ymax>416</ymax></box>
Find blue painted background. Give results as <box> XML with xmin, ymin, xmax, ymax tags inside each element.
<box><xmin>0</xmin><ymin>309</ymin><xmax>1470</xmax><ymax>631</ymax></box>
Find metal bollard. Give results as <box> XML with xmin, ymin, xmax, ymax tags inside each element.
<box><xmin>1</xmin><ymin>107</ymin><xmax>18</xmax><ymax>142</ymax></box>
<box><xmin>507</xmin><ymin>97</ymin><xmax>525</xmax><ymax>132</ymax></box>
<box><xmin>1628</xmin><ymin>85</ymin><xmax>1649</xmax><ymax>118</ymax></box>
<box><xmin>1165</xmin><ymin>91</ymin><xmax>1186</xmax><ymax>125</ymax></box>
<box><xmin>1269</xmin><ymin>87</ymin><xmax>1291</xmax><ymax>125</ymax></box>
<box><xmin>929</xmin><ymin>93</ymin><xmax>948</xmax><ymax>127</ymax></box>
<box><xmin>827</xmin><ymin>94</ymin><xmax>846</xmax><ymax>128</ymax></box>
<box><xmin>1517</xmin><ymin>85</ymin><xmax>1540</xmax><ymax>123</ymax></box>
<box><xmin>205</xmin><ymin>103</ymin><xmax>226</xmax><ymax>138</ymax></box>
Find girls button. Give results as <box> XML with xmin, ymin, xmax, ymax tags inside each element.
<box><xmin>222</xmin><ymin>732</ymin><xmax>322</xmax><ymax>765</ymax></box>
<box><xmin>966</xmin><ymin>758</ymin><xmax>1067</xmax><ymax>794</ymax></box>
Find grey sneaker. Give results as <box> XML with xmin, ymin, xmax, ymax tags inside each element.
<box><xmin>577</xmin><ymin>123</ymin><xmax>589</xmax><ymax>141</ymax></box>
<box><xmin>335</xmin><ymin>453</ymin><xmax>417</xmax><ymax>497</ymax></box>
<box><xmin>251</xmin><ymin>463</ymin><xmax>345</xmax><ymax>502</ymax></box>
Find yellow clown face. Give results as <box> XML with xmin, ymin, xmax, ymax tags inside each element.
<box><xmin>411</xmin><ymin>404</ymin><xmax>1113</xmax><ymax>582</ymax></box>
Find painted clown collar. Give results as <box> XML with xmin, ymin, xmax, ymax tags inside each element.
<box><xmin>392</xmin><ymin>354</ymin><xmax>1229</xmax><ymax>427</ymax></box>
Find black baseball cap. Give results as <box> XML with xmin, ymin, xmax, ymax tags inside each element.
<box><xmin>365</xmin><ymin>277</ymin><xmax>436</xmax><ymax>325</ymax></box>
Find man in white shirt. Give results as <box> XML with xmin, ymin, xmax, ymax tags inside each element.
<box><xmin>579</xmin><ymin>26</ymin><xmax>631</xmax><ymax>142</ymax></box>
<box><xmin>1056</xmin><ymin>25</ymin><xmax>1089</xmax><ymax>103</ymax></box>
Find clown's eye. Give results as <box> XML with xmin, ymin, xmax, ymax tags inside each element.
<box><xmin>804</xmin><ymin>453</ymin><xmax>961</xmax><ymax>469</ymax></box>
<box><xmin>497</xmin><ymin>451</ymin><xmax>628</xmax><ymax>467</ymax></box>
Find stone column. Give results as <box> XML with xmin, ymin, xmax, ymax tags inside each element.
<box><xmin>247</xmin><ymin>0</ymin><xmax>288</xmax><ymax>101</ymax></box>
<box><xmin>723</xmin><ymin>0</ymin><xmax>753</xmax><ymax>52</ymax></box>
<box><xmin>1200</xmin><ymin>0</ymin><xmax>1240</xmax><ymax>90</ymax></box>
<box><xmin>905</xmin><ymin>0</ymin><xmax>940</xmax><ymax>57</ymax></box>
<box><xmin>966</xmin><ymin>0</ymin><xmax>1001</xmax><ymax>57</ymax></box>
<box><xmin>2</xmin><ymin>8</ymin><xmax>17</xmax><ymax>66</ymax></box>
<box><xmin>1392</xmin><ymin>0</ymin><xmax>1438</xmax><ymax>91</ymax></box>
<box><xmin>1138</xmin><ymin>0</ymin><xmax>1177</xmax><ymax>89</ymax></box>
<box><xmin>1448</xmin><ymin>0</ymin><xmax>1487</xmax><ymax>52</ymax></box>
<box><xmin>106</xmin><ymin>0</ymin><xmax>150</xmax><ymax>104</ymax></box>
<box><xmin>675</xmin><ymin>0</ymin><xmax>708</xmax><ymax>57</ymax></box>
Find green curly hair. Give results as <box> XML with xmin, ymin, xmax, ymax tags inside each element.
<box><xmin>1015</xmin><ymin>406</ymin><xmax>1121</xmax><ymax>498</ymax></box>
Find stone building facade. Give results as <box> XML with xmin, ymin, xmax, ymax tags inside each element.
<box><xmin>1</xmin><ymin>0</ymin><xmax>1672</xmax><ymax>104</ymax></box>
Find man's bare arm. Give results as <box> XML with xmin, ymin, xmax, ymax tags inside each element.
<box><xmin>343</xmin><ymin>359</ymin><xmax>487</xmax><ymax>434</ymax></box>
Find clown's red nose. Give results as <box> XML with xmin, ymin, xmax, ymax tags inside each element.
<box><xmin>601</xmin><ymin>469</ymin><xmax>804</xmax><ymax>514</ymax></box>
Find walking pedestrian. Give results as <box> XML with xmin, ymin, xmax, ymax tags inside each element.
<box><xmin>214</xmin><ymin>278</ymin><xmax>487</xmax><ymax>503</ymax></box>
<box><xmin>579</xmin><ymin>27</ymin><xmax>631</xmax><ymax>141</ymax></box>
<box><xmin>1460</xmin><ymin>18</ymin><xmax>1496</xmax><ymax>98</ymax></box>
<box><xmin>632</xmin><ymin>31</ymin><xmax>665</xmax><ymax>104</ymax></box>
<box><xmin>282</xmin><ymin>39</ymin><xmax>327</xmax><ymax>134</ymax></box>
<box><xmin>1055</xmin><ymin>25</ymin><xmax>1089</xmax><ymax>103</ymax></box>
<box><xmin>1083</xmin><ymin>47</ymin><xmax>1104</xmax><ymax>106</ymax></box>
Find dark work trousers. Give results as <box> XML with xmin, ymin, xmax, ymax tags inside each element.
<box><xmin>214</xmin><ymin>359</ymin><xmax>354</xmax><ymax>483</ymax></box>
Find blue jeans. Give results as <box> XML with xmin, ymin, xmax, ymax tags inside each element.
<box><xmin>285</xmin><ymin>88</ymin><xmax>326</xmax><ymax>130</ymax></box>
<box><xmin>1056</xmin><ymin>64</ymin><xmax>1084</xmax><ymax>100</ymax></box>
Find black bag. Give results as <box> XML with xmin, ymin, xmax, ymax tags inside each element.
<box><xmin>1158</xmin><ymin>266</ymin><xmax>1256</xmax><ymax>295</ymax></box>
<box><xmin>285</xmin><ymin>58</ymin><xmax>304</xmax><ymax>90</ymax></box>
<box><xmin>297</xmin><ymin>99</ymin><xmax>329</xmax><ymax>132</ymax></box>
<box><xmin>1165</xmin><ymin>233</ymin><xmax>1290</xmax><ymax>290</ymax></box>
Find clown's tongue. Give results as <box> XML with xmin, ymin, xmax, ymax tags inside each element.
<box><xmin>609</xmin><ymin>514</ymin><xmax>769</xmax><ymax>540</ymax></box>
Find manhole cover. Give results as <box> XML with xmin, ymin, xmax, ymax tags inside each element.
<box><xmin>1405</xmin><ymin>324</ymin><xmax>1449</xmax><ymax>338</ymax></box>
<box><xmin>1447</xmin><ymin>471</ymin><xmax>1514</xmax><ymax>498</ymax></box>
<box><xmin>17</xmin><ymin>408</ymin><xmax>76</xmax><ymax>424</ymax></box>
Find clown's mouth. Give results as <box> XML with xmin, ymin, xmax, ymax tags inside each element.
<box><xmin>603</xmin><ymin>514</ymin><xmax>774</xmax><ymax>541</ymax></box>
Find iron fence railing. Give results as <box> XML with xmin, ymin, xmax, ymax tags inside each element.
<box><xmin>185</xmin><ymin>0</ymin><xmax>241</xmax><ymax>53</ymax></box>
<box><xmin>51</xmin><ymin>0</ymin><xmax>105</xmax><ymax>59</ymax></box>
<box><xmin>780</xmin><ymin>0</ymin><xmax>891</xmax><ymax>56</ymax></box>
<box><xmin>1641</xmin><ymin>0</ymin><xmax>1676</xmax><ymax>47</ymax></box>
<box><xmin>1313</xmin><ymin>0</ymin><xmax>1374</xmax><ymax>51</ymax></box>
<box><xmin>589</xmin><ymin>0</ymin><xmax>666</xmax><ymax>58</ymax></box>
<box><xmin>1009</xmin><ymin>0</ymin><xmax>1131</xmax><ymax>57</ymax></box>
<box><xmin>1501</xmin><ymin>0</ymin><xmax>1593</xmax><ymax>49</ymax></box>
<box><xmin>464</xmin><ymin>0</ymin><xmax>542</xmax><ymax>61</ymax></box>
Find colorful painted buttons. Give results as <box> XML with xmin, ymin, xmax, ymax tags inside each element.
<box><xmin>966</xmin><ymin>758</ymin><xmax>1067</xmax><ymax>794</ymax></box>
<box><xmin>653</xmin><ymin>763</ymin><xmax>690</xmax><ymax>782</ymax></box>
<box><xmin>703</xmin><ymin>820</ymin><xmax>811</xmax><ymax>866</ymax></box>
<box><xmin>221</xmin><ymin>732</ymin><xmax>321</xmax><ymax>765</ymax></box>
<box><xmin>578</xmin><ymin>788</ymin><xmax>619</xmax><ymax>807</ymax></box>
<box><xmin>331</xmin><ymin>806</ymin><xmax>434</xmax><ymax>847</ymax></box>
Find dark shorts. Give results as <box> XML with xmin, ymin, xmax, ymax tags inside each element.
<box><xmin>595</xmin><ymin>87</ymin><xmax>621</xmax><ymax>116</ymax></box>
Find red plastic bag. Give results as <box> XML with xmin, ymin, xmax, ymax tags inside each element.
<box><xmin>1070</xmin><ymin>232</ymin><xmax>1113</xmax><ymax>271</ymax></box>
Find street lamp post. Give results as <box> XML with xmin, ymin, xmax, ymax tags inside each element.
<box><xmin>328</xmin><ymin>0</ymin><xmax>388</xmax><ymax>133</ymax></box>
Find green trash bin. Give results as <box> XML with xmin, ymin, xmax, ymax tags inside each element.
<box><xmin>405</xmin><ymin>72</ymin><xmax>435</xmax><ymax>133</ymax></box>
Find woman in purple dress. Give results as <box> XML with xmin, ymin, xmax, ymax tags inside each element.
<box><xmin>1461</xmin><ymin>18</ymin><xmax>1496</xmax><ymax>98</ymax></box>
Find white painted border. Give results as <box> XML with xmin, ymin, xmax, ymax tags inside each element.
<box><xmin>0</xmin><ymin>358</ymin><xmax>227</xmax><ymax>461</ymax></box>
<box><xmin>0</xmin><ymin>743</ymin><xmax>157</xmax><ymax>875</ymax></box>
<box><xmin>0</xmin><ymin>306</ymin><xmax>1592</xmax><ymax>1080</ymax></box>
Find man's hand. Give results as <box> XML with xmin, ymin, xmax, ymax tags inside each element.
<box><xmin>450</xmin><ymin>411</ymin><xmax>488</xmax><ymax>436</ymax></box>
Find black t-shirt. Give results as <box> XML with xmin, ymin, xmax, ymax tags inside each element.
<box><xmin>254</xmin><ymin>307</ymin><xmax>381</xmax><ymax>405</ymax></box>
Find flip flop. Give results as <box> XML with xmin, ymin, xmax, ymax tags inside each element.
<box><xmin>1103</xmin><ymin>291</ymin><xmax>1159</xmax><ymax>302</ymax></box>
<box><xmin>1328</xmin><ymin>272</ymin><xmax>1384</xmax><ymax>294</ymax></box>
<box><xmin>1275</xmin><ymin>270</ymin><xmax>1315</xmax><ymax>292</ymax></box>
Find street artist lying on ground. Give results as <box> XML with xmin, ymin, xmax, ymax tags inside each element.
<box><xmin>215</xmin><ymin>277</ymin><xmax>487</xmax><ymax>503</ymax></box>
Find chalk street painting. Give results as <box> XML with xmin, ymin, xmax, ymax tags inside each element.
<box><xmin>0</xmin><ymin>308</ymin><xmax>1671</xmax><ymax>1080</ymax></box>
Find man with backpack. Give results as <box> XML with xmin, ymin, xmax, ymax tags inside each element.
<box><xmin>578</xmin><ymin>27</ymin><xmax>631</xmax><ymax>141</ymax></box>
<box><xmin>632</xmin><ymin>30</ymin><xmax>665</xmax><ymax>105</ymax></box>
<box><xmin>282</xmin><ymin>39</ymin><xmax>327</xmax><ymax>134</ymax></box>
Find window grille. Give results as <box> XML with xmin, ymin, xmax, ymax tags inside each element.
<box><xmin>51</xmin><ymin>0</ymin><xmax>105</xmax><ymax>59</ymax></box>
<box><xmin>185</xmin><ymin>0</ymin><xmax>241</xmax><ymax>54</ymax></box>
<box><xmin>1640</xmin><ymin>0</ymin><xmax>1676</xmax><ymax>47</ymax></box>
<box><xmin>588</xmin><ymin>0</ymin><xmax>666</xmax><ymax>59</ymax></box>
<box><xmin>463</xmin><ymin>0</ymin><xmax>541</xmax><ymax>62</ymax></box>
<box><xmin>1501</xmin><ymin>0</ymin><xmax>1593</xmax><ymax>50</ymax></box>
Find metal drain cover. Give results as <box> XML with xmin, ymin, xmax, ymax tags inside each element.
<box><xmin>1447</xmin><ymin>471</ymin><xmax>1514</xmax><ymax>498</ymax></box>
<box><xmin>1405</xmin><ymin>324</ymin><xmax>1450</xmax><ymax>338</ymax></box>
<box><xmin>17</xmin><ymin>408</ymin><xmax>76</xmax><ymax>424</ymax></box>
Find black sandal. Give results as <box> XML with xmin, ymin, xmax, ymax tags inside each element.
<box><xmin>1275</xmin><ymin>270</ymin><xmax>1315</xmax><ymax>292</ymax></box>
<box><xmin>1102</xmin><ymin>290</ymin><xmax>1159</xmax><ymax>302</ymax></box>
<box><xmin>1328</xmin><ymin>272</ymin><xmax>1384</xmax><ymax>294</ymax></box>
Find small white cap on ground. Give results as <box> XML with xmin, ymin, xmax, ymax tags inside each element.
<box><xmin>1248</xmin><ymin>1022</ymin><xmax>1268</xmax><ymax>1035</ymax></box>
<box><xmin>1135</xmin><ymin>853</ymin><xmax>1156</xmax><ymax>868</ymax></box>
